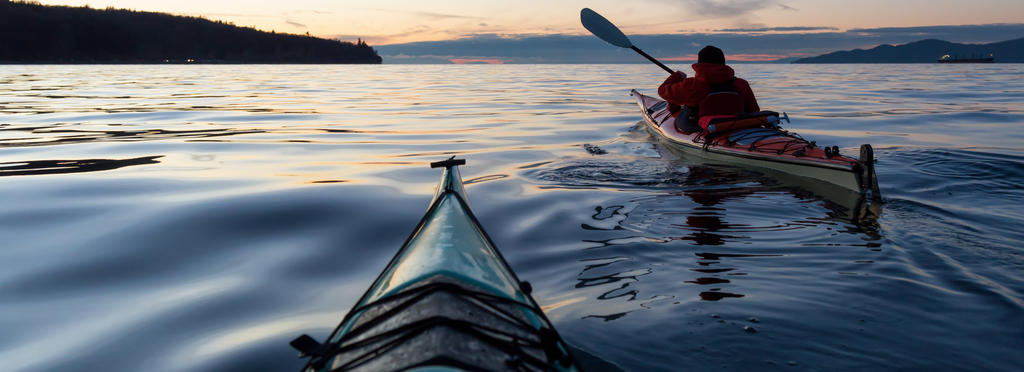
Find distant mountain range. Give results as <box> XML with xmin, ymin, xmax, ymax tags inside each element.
<box><xmin>791</xmin><ymin>37</ymin><xmax>1024</xmax><ymax>63</ymax></box>
<box><xmin>0</xmin><ymin>0</ymin><xmax>381</xmax><ymax>64</ymax></box>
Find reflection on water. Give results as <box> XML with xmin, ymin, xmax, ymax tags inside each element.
<box><xmin>0</xmin><ymin>156</ymin><xmax>161</xmax><ymax>176</ymax></box>
<box><xmin>0</xmin><ymin>127</ymin><xmax>262</xmax><ymax>148</ymax></box>
<box><xmin>1</xmin><ymin>64</ymin><xmax>1023</xmax><ymax>372</ymax></box>
<box><xmin>550</xmin><ymin>156</ymin><xmax>882</xmax><ymax>323</ymax></box>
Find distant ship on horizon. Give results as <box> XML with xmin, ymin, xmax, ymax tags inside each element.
<box><xmin>938</xmin><ymin>54</ymin><xmax>995</xmax><ymax>63</ymax></box>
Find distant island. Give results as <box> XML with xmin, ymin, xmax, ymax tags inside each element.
<box><xmin>792</xmin><ymin>37</ymin><xmax>1024</xmax><ymax>63</ymax></box>
<box><xmin>0</xmin><ymin>0</ymin><xmax>382</xmax><ymax>64</ymax></box>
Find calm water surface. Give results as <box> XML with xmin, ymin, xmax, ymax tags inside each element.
<box><xmin>1</xmin><ymin>64</ymin><xmax>1023</xmax><ymax>371</ymax></box>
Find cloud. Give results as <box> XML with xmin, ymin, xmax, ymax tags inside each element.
<box><xmin>450</xmin><ymin>59</ymin><xmax>513</xmax><ymax>64</ymax></box>
<box><xmin>717</xmin><ymin>26</ymin><xmax>839</xmax><ymax>32</ymax></box>
<box><xmin>281</xmin><ymin>10</ymin><xmax>334</xmax><ymax>16</ymax></box>
<box><xmin>846</xmin><ymin>24</ymin><xmax>1024</xmax><ymax>43</ymax></box>
<box><xmin>380</xmin><ymin>54</ymin><xmax>542</xmax><ymax>64</ymax></box>
<box><xmin>375</xmin><ymin>24</ymin><xmax>1024</xmax><ymax>64</ymax></box>
<box><xmin>184</xmin><ymin>12</ymin><xmax>276</xmax><ymax>18</ymax></box>
<box><xmin>649</xmin><ymin>1</ymin><xmax>797</xmax><ymax>30</ymax></box>
<box><xmin>286</xmin><ymin>20</ymin><xmax>307</xmax><ymax>29</ymax></box>
<box><xmin>663</xmin><ymin>53</ymin><xmax>791</xmax><ymax>61</ymax></box>
<box><xmin>327</xmin><ymin>24</ymin><xmax>455</xmax><ymax>45</ymax></box>
<box><xmin>677</xmin><ymin>0</ymin><xmax>787</xmax><ymax>18</ymax></box>
<box><xmin>347</xmin><ymin>7</ymin><xmax>483</xmax><ymax>21</ymax></box>
<box><xmin>407</xmin><ymin>10</ymin><xmax>480</xmax><ymax>21</ymax></box>
<box><xmin>778</xmin><ymin>4</ymin><xmax>797</xmax><ymax>11</ymax></box>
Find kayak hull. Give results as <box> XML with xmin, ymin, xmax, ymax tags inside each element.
<box><xmin>295</xmin><ymin>161</ymin><xmax>580</xmax><ymax>372</ymax></box>
<box><xmin>631</xmin><ymin>90</ymin><xmax>878</xmax><ymax>196</ymax></box>
<box><xmin>660</xmin><ymin>140</ymin><xmax>862</xmax><ymax>191</ymax></box>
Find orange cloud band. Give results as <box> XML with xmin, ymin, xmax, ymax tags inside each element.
<box><xmin>661</xmin><ymin>54</ymin><xmax>809</xmax><ymax>62</ymax></box>
<box><xmin>449</xmin><ymin>58</ymin><xmax>512</xmax><ymax>64</ymax></box>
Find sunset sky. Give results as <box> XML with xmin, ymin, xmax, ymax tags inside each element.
<box><xmin>32</xmin><ymin>0</ymin><xmax>1024</xmax><ymax>63</ymax></box>
<box><xmin>36</xmin><ymin>0</ymin><xmax>1024</xmax><ymax>45</ymax></box>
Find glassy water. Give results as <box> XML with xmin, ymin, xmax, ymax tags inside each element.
<box><xmin>1</xmin><ymin>64</ymin><xmax>1022</xmax><ymax>372</ymax></box>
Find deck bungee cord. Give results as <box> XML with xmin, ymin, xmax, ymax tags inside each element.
<box><xmin>700</xmin><ymin>128</ymin><xmax>816</xmax><ymax>157</ymax></box>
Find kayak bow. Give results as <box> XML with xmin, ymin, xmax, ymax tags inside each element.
<box><xmin>291</xmin><ymin>157</ymin><xmax>581</xmax><ymax>372</ymax></box>
<box><xmin>632</xmin><ymin>90</ymin><xmax>881</xmax><ymax>200</ymax></box>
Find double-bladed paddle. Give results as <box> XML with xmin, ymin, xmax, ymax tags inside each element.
<box><xmin>580</xmin><ymin>8</ymin><xmax>675</xmax><ymax>74</ymax></box>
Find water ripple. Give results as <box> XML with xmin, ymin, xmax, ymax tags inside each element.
<box><xmin>2</xmin><ymin>64</ymin><xmax>1023</xmax><ymax>372</ymax></box>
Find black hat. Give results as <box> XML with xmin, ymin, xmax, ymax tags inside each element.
<box><xmin>698</xmin><ymin>46</ymin><xmax>725</xmax><ymax>64</ymax></box>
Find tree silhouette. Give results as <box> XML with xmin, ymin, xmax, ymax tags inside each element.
<box><xmin>0</xmin><ymin>0</ymin><xmax>382</xmax><ymax>63</ymax></box>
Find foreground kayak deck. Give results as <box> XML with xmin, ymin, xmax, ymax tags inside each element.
<box><xmin>291</xmin><ymin>158</ymin><xmax>582</xmax><ymax>372</ymax></box>
<box><xmin>631</xmin><ymin>90</ymin><xmax>880</xmax><ymax>199</ymax></box>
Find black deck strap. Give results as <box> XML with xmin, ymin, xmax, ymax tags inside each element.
<box><xmin>333</xmin><ymin>316</ymin><xmax>561</xmax><ymax>371</ymax></box>
<box><xmin>315</xmin><ymin>280</ymin><xmax>571</xmax><ymax>370</ymax></box>
<box><xmin>713</xmin><ymin>127</ymin><xmax>816</xmax><ymax>157</ymax></box>
<box><xmin>338</xmin><ymin>282</ymin><xmax>541</xmax><ymax>343</ymax></box>
<box><xmin>320</xmin><ymin>281</ymin><xmax>570</xmax><ymax>372</ymax></box>
<box><xmin>430</xmin><ymin>156</ymin><xmax>466</xmax><ymax>169</ymax></box>
<box><xmin>650</xmin><ymin>101</ymin><xmax>667</xmax><ymax>115</ymax></box>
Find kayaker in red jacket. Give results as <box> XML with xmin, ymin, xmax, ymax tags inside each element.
<box><xmin>658</xmin><ymin>46</ymin><xmax>760</xmax><ymax>129</ymax></box>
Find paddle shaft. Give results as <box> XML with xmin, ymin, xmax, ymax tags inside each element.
<box><xmin>631</xmin><ymin>46</ymin><xmax>674</xmax><ymax>74</ymax></box>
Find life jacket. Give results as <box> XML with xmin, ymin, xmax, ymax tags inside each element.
<box><xmin>674</xmin><ymin>78</ymin><xmax>747</xmax><ymax>134</ymax></box>
<box><xmin>698</xmin><ymin>78</ymin><xmax>745</xmax><ymax>118</ymax></box>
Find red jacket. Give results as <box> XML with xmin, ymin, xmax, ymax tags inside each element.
<box><xmin>658</xmin><ymin>63</ymin><xmax>760</xmax><ymax>115</ymax></box>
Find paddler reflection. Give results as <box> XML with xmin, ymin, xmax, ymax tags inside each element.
<box><xmin>676</xmin><ymin>149</ymin><xmax>883</xmax><ymax>239</ymax></box>
<box><xmin>677</xmin><ymin>164</ymin><xmax>741</xmax><ymax>246</ymax></box>
<box><xmin>679</xmin><ymin>163</ymin><xmax>882</xmax><ymax>245</ymax></box>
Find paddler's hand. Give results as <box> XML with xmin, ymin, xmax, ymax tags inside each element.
<box><xmin>675</xmin><ymin>70</ymin><xmax>687</xmax><ymax>79</ymax></box>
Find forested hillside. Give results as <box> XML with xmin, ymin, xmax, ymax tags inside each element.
<box><xmin>792</xmin><ymin>38</ymin><xmax>1024</xmax><ymax>63</ymax></box>
<box><xmin>0</xmin><ymin>0</ymin><xmax>382</xmax><ymax>63</ymax></box>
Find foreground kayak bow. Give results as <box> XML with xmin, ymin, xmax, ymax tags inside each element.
<box><xmin>291</xmin><ymin>157</ymin><xmax>581</xmax><ymax>372</ymax></box>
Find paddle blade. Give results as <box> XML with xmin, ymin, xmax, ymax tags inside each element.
<box><xmin>580</xmin><ymin>8</ymin><xmax>632</xmax><ymax>48</ymax></box>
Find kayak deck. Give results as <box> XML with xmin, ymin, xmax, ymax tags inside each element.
<box><xmin>631</xmin><ymin>89</ymin><xmax>880</xmax><ymax>198</ymax></box>
<box><xmin>292</xmin><ymin>158</ymin><xmax>580</xmax><ymax>372</ymax></box>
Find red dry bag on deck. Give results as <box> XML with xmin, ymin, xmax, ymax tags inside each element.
<box><xmin>699</xmin><ymin>111</ymin><xmax>780</xmax><ymax>134</ymax></box>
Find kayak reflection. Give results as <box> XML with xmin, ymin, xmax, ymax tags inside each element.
<box><xmin>580</xmin><ymin>160</ymin><xmax>883</xmax><ymax>245</ymax></box>
<box><xmin>574</xmin><ymin>157</ymin><xmax>883</xmax><ymax>318</ymax></box>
